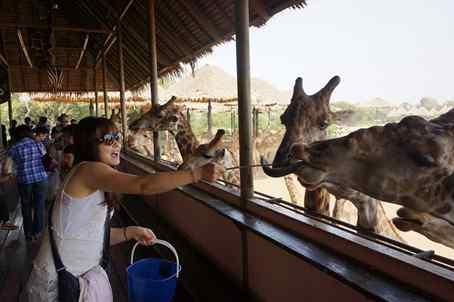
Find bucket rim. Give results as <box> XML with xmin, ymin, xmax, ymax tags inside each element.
<box><xmin>127</xmin><ymin>259</ymin><xmax>182</xmax><ymax>283</ymax></box>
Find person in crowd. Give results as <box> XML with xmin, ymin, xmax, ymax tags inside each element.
<box><xmin>9</xmin><ymin>119</ymin><xmax>17</xmax><ymax>144</ymax></box>
<box><xmin>24</xmin><ymin>117</ymin><xmax>33</xmax><ymax>131</ymax></box>
<box><xmin>34</xmin><ymin>126</ymin><xmax>50</xmax><ymax>147</ymax></box>
<box><xmin>1</xmin><ymin>124</ymin><xmax>6</xmax><ymax>148</ymax></box>
<box><xmin>2</xmin><ymin>125</ymin><xmax>48</xmax><ymax>241</ymax></box>
<box><xmin>51</xmin><ymin>114</ymin><xmax>69</xmax><ymax>150</ymax></box>
<box><xmin>22</xmin><ymin>116</ymin><xmax>223</xmax><ymax>301</ymax></box>
<box><xmin>36</xmin><ymin>116</ymin><xmax>50</xmax><ymax>132</ymax></box>
<box><xmin>0</xmin><ymin>166</ymin><xmax>17</xmax><ymax>230</ymax></box>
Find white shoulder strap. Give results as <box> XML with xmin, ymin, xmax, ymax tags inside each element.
<box><xmin>59</xmin><ymin>161</ymin><xmax>88</xmax><ymax>199</ymax></box>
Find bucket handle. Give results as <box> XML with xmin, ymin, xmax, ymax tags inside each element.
<box><xmin>130</xmin><ymin>239</ymin><xmax>180</xmax><ymax>278</ymax></box>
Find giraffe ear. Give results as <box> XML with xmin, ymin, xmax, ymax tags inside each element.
<box><xmin>161</xmin><ymin>96</ymin><xmax>176</xmax><ymax>111</ymax></box>
<box><xmin>316</xmin><ymin>76</ymin><xmax>341</xmax><ymax>103</ymax></box>
<box><xmin>291</xmin><ymin>77</ymin><xmax>305</xmax><ymax>101</ymax></box>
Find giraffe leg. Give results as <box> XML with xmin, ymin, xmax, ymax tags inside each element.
<box><xmin>305</xmin><ymin>188</ymin><xmax>331</xmax><ymax>216</ymax></box>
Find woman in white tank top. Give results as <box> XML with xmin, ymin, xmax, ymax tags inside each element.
<box><xmin>23</xmin><ymin>117</ymin><xmax>223</xmax><ymax>302</ymax></box>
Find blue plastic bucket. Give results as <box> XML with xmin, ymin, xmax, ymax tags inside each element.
<box><xmin>127</xmin><ymin>240</ymin><xmax>181</xmax><ymax>302</ymax></box>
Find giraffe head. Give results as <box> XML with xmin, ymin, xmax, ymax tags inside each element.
<box><xmin>179</xmin><ymin>129</ymin><xmax>227</xmax><ymax>170</ymax></box>
<box><xmin>129</xmin><ymin>96</ymin><xmax>182</xmax><ymax>133</ymax></box>
<box><xmin>269</xmin><ymin>76</ymin><xmax>352</xmax><ymax>169</ymax></box>
<box><xmin>265</xmin><ymin>108</ymin><xmax>454</xmax><ymax>247</ymax></box>
<box><xmin>393</xmin><ymin>207</ymin><xmax>454</xmax><ymax>249</ymax></box>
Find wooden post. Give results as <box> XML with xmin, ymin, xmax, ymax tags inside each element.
<box><xmin>252</xmin><ymin>107</ymin><xmax>257</xmax><ymax>137</ymax></box>
<box><xmin>89</xmin><ymin>99</ymin><xmax>94</xmax><ymax>116</ymax></box>
<box><xmin>186</xmin><ymin>108</ymin><xmax>191</xmax><ymax>123</ymax></box>
<box><xmin>148</xmin><ymin>0</ymin><xmax>160</xmax><ymax>161</ymax></box>
<box><xmin>0</xmin><ymin>104</ymin><xmax>3</xmax><ymax>148</ymax></box>
<box><xmin>267</xmin><ymin>110</ymin><xmax>271</xmax><ymax>128</ymax></box>
<box><xmin>235</xmin><ymin>0</ymin><xmax>252</xmax><ymax>292</ymax></box>
<box><xmin>207</xmin><ymin>99</ymin><xmax>213</xmax><ymax>136</ymax></box>
<box><xmin>118</xmin><ymin>27</ymin><xmax>127</xmax><ymax>147</ymax></box>
<box><xmin>230</xmin><ymin>109</ymin><xmax>235</xmax><ymax>134</ymax></box>
<box><xmin>235</xmin><ymin>0</ymin><xmax>253</xmax><ymax>200</ymax></box>
<box><xmin>7</xmin><ymin>69</ymin><xmax>12</xmax><ymax>129</ymax></box>
<box><xmin>255</xmin><ymin>108</ymin><xmax>260</xmax><ymax>137</ymax></box>
<box><xmin>93</xmin><ymin>67</ymin><xmax>99</xmax><ymax>117</ymax></box>
<box><xmin>102</xmin><ymin>52</ymin><xmax>108</xmax><ymax>117</ymax></box>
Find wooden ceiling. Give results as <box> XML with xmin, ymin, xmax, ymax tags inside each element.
<box><xmin>0</xmin><ymin>0</ymin><xmax>307</xmax><ymax>93</ymax></box>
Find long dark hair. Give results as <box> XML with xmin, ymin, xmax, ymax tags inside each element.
<box><xmin>74</xmin><ymin>117</ymin><xmax>119</xmax><ymax>208</ymax></box>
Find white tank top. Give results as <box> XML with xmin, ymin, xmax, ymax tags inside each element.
<box><xmin>34</xmin><ymin>162</ymin><xmax>107</xmax><ymax>276</ymax></box>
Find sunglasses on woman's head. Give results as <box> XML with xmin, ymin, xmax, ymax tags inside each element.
<box><xmin>98</xmin><ymin>132</ymin><xmax>122</xmax><ymax>145</ymax></box>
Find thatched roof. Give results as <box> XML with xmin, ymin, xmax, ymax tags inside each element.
<box><xmin>0</xmin><ymin>0</ymin><xmax>307</xmax><ymax>94</ymax></box>
<box><xmin>32</xmin><ymin>95</ymin><xmax>147</xmax><ymax>104</ymax></box>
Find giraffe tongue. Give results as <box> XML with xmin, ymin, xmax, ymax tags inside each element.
<box><xmin>261</xmin><ymin>157</ymin><xmax>307</xmax><ymax>177</ymax></box>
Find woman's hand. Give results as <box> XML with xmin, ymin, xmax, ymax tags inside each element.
<box><xmin>126</xmin><ymin>226</ymin><xmax>156</xmax><ymax>245</ymax></box>
<box><xmin>197</xmin><ymin>163</ymin><xmax>224</xmax><ymax>182</ymax></box>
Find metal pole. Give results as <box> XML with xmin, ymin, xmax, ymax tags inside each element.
<box><xmin>235</xmin><ymin>0</ymin><xmax>253</xmax><ymax>201</ymax></box>
<box><xmin>148</xmin><ymin>0</ymin><xmax>160</xmax><ymax>161</ymax></box>
<box><xmin>102</xmin><ymin>52</ymin><xmax>108</xmax><ymax>117</ymax></box>
<box><xmin>94</xmin><ymin>67</ymin><xmax>99</xmax><ymax>117</ymax></box>
<box><xmin>118</xmin><ymin>27</ymin><xmax>127</xmax><ymax>147</ymax></box>
<box><xmin>235</xmin><ymin>0</ymin><xmax>252</xmax><ymax>293</ymax></box>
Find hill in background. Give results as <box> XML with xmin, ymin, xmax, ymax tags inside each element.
<box><xmin>160</xmin><ymin>64</ymin><xmax>291</xmax><ymax>104</ymax></box>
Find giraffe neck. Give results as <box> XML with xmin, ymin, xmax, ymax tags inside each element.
<box><xmin>171</xmin><ymin>113</ymin><xmax>199</xmax><ymax>161</ymax></box>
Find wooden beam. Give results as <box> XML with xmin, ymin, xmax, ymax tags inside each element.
<box><xmin>9</xmin><ymin>64</ymin><xmax>100</xmax><ymax>71</ymax></box>
<box><xmin>117</xmin><ymin>28</ymin><xmax>127</xmax><ymax>146</ymax></box>
<box><xmin>75</xmin><ymin>33</ymin><xmax>90</xmax><ymax>69</ymax></box>
<box><xmin>0</xmin><ymin>50</ymin><xmax>7</xmax><ymax>67</ymax></box>
<box><xmin>134</xmin><ymin>1</ymin><xmax>192</xmax><ymax>56</ymax></box>
<box><xmin>0</xmin><ymin>30</ymin><xmax>8</xmax><ymax>67</ymax></box>
<box><xmin>253</xmin><ymin>0</ymin><xmax>270</xmax><ymax>22</ymax></box>
<box><xmin>0</xmin><ymin>22</ymin><xmax>110</xmax><ymax>34</ymax></box>
<box><xmin>122</xmin><ymin>43</ymin><xmax>148</xmax><ymax>73</ymax></box>
<box><xmin>16</xmin><ymin>29</ymin><xmax>32</xmax><ymax>68</ymax></box>
<box><xmin>179</xmin><ymin>0</ymin><xmax>222</xmax><ymax>41</ymax></box>
<box><xmin>76</xmin><ymin>1</ymin><xmax>112</xmax><ymax>31</ymax></box>
<box><xmin>103</xmin><ymin>36</ymin><xmax>117</xmax><ymax>59</ymax></box>
<box><xmin>95</xmin><ymin>0</ymin><xmax>136</xmax><ymax>65</ymax></box>
<box><xmin>102</xmin><ymin>52</ymin><xmax>108</xmax><ymax>117</ymax></box>
<box><xmin>94</xmin><ymin>67</ymin><xmax>99</xmax><ymax>117</ymax></box>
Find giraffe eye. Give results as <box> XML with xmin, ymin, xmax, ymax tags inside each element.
<box><xmin>320</xmin><ymin>120</ymin><xmax>329</xmax><ymax>130</ymax></box>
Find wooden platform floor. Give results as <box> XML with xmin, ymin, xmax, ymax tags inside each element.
<box><xmin>0</xmin><ymin>204</ymin><xmax>194</xmax><ymax>302</ymax></box>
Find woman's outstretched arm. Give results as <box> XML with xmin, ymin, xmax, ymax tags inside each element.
<box><xmin>79</xmin><ymin>161</ymin><xmax>222</xmax><ymax>196</ymax></box>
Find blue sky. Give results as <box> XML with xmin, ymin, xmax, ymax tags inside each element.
<box><xmin>199</xmin><ymin>0</ymin><xmax>454</xmax><ymax>103</ymax></box>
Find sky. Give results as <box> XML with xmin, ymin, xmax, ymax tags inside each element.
<box><xmin>198</xmin><ymin>0</ymin><xmax>454</xmax><ymax>104</ymax></box>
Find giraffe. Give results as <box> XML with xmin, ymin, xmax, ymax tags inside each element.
<box><xmin>261</xmin><ymin>76</ymin><xmax>403</xmax><ymax>241</ymax></box>
<box><xmin>109</xmin><ymin>108</ymin><xmax>153</xmax><ymax>156</ymax></box>
<box><xmin>263</xmin><ymin>92</ymin><xmax>454</xmax><ymax>248</ymax></box>
<box><xmin>129</xmin><ymin>97</ymin><xmax>241</xmax><ymax>187</ymax></box>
